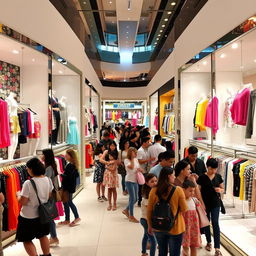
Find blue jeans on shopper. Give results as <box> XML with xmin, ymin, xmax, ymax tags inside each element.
<box><xmin>154</xmin><ymin>232</ymin><xmax>183</xmax><ymax>256</ymax></box>
<box><xmin>50</xmin><ymin>220</ymin><xmax>57</xmax><ymax>238</ymax></box>
<box><xmin>204</xmin><ymin>207</ymin><xmax>220</xmax><ymax>249</ymax></box>
<box><xmin>64</xmin><ymin>193</ymin><xmax>79</xmax><ymax>221</ymax></box>
<box><xmin>125</xmin><ymin>181</ymin><xmax>138</xmax><ymax>216</ymax></box>
<box><xmin>140</xmin><ymin>218</ymin><xmax>156</xmax><ymax>256</ymax></box>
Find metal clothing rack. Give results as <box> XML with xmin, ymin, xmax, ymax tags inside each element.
<box><xmin>189</xmin><ymin>139</ymin><xmax>256</xmax><ymax>218</ymax></box>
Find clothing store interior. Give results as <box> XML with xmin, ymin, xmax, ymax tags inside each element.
<box><xmin>1</xmin><ymin>1</ymin><xmax>256</xmax><ymax>256</ymax></box>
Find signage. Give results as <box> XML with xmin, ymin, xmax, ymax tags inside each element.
<box><xmin>113</xmin><ymin>103</ymin><xmax>135</xmax><ymax>109</ymax></box>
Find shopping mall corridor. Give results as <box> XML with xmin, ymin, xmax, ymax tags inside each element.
<box><xmin>4</xmin><ymin>175</ymin><xmax>231</xmax><ymax>256</ymax></box>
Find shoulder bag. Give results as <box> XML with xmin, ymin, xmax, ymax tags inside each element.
<box><xmin>192</xmin><ymin>198</ymin><xmax>210</xmax><ymax>228</ymax></box>
<box><xmin>137</xmin><ymin>171</ymin><xmax>145</xmax><ymax>185</ymax></box>
<box><xmin>51</xmin><ymin>176</ymin><xmax>62</xmax><ymax>202</ymax></box>
<box><xmin>30</xmin><ymin>179</ymin><xmax>58</xmax><ymax>224</ymax></box>
<box><xmin>118</xmin><ymin>151</ymin><xmax>126</xmax><ymax>175</ymax></box>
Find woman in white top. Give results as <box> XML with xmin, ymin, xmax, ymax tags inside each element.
<box><xmin>16</xmin><ymin>158</ymin><xmax>53</xmax><ymax>256</ymax></box>
<box><xmin>122</xmin><ymin>147</ymin><xmax>143</xmax><ymax>223</ymax></box>
<box><xmin>118</xmin><ymin>139</ymin><xmax>130</xmax><ymax>195</ymax></box>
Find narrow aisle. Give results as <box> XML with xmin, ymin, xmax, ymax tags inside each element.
<box><xmin>4</xmin><ymin>175</ymin><xmax>232</xmax><ymax>256</ymax></box>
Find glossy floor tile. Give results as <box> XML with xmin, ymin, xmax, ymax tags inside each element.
<box><xmin>4</xmin><ymin>175</ymin><xmax>233</xmax><ymax>256</ymax></box>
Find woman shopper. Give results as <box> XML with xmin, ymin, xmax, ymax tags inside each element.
<box><xmin>197</xmin><ymin>158</ymin><xmax>224</xmax><ymax>256</ymax></box>
<box><xmin>93</xmin><ymin>143</ymin><xmax>107</xmax><ymax>202</ymax></box>
<box><xmin>140</xmin><ymin>174</ymin><xmax>158</xmax><ymax>256</ymax></box>
<box><xmin>59</xmin><ymin>149</ymin><xmax>81</xmax><ymax>227</ymax></box>
<box><xmin>42</xmin><ymin>149</ymin><xmax>59</xmax><ymax>246</ymax></box>
<box><xmin>118</xmin><ymin>139</ymin><xmax>130</xmax><ymax>195</ymax></box>
<box><xmin>16</xmin><ymin>158</ymin><xmax>53</xmax><ymax>256</ymax></box>
<box><xmin>122</xmin><ymin>147</ymin><xmax>143</xmax><ymax>223</ymax></box>
<box><xmin>147</xmin><ymin>167</ymin><xmax>187</xmax><ymax>256</ymax></box>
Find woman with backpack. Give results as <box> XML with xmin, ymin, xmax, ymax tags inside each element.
<box><xmin>147</xmin><ymin>167</ymin><xmax>187</xmax><ymax>256</ymax></box>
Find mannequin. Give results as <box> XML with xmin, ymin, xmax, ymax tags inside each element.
<box><xmin>6</xmin><ymin>92</ymin><xmax>20</xmax><ymax>160</ymax></box>
<box><xmin>85</xmin><ymin>108</ymin><xmax>91</xmax><ymax>136</ymax></box>
<box><xmin>58</xmin><ymin>96</ymin><xmax>68</xmax><ymax>143</ymax></box>
<box><xmin>28</xmin><ymin>115</ymin><xmax>41</xmax><ymax>156</ymax></box>
<box><xmin>49</xmin><ymin>90</ymin><xmax>61</xmax><ymax>145</ymax></box>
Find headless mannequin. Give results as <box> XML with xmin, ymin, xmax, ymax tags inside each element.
<box><xmin>28</xmin><ymin>115</ymin><xmax>40</xmax><ymax>156</ymax></box>
<box><xmin>58</xmin><ymin>96</ymin><xmax>67</xmax><ymax>143</ymax></box>
<box><xmin>6</xmin><ymin>92</ymin><xmax>19</xmax><ymax>160</ymax></box>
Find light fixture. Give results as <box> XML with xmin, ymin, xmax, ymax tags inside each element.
<box><xmin>126</xmin><ymin>36</ymin><xmax>129</xmax><ymax>39</ymax></box>
<box><xmin>160</xmin><ymin>30</ymin><xmax>163</xmax><ymax>32</ymax></box>
<box><xmin>162</xmin><ymin>24</ymin><xmax>165</xmax><ymax>27</ymax></box>
<box><xmin>167</xmin><ymin>11</ymin><xmax>172</xmax><ymax>14</ymax></box>
<box><xmin>128</xmin><ymin>0</ymin><xmax>131</xmax><ymax>10</ymax></box>
<box><xmin>83</xmin><ymin>1</ymin><xmax>86</xmax><ymax>4</ymax></box>
<box><xmin>164</xmin><ymin>18</ymin><xmax>168</xmax><ymax>21</ymax></box>
<box><xmin>142</xmin><ymin>77</ymin><xmax>145</xmax><ymax>80</ymax></box>
<box><xmin>254</xmin><ymin>59</ymin><xmax>256</xmax><ymax>63</ymax></box>
<box><xmin>154</xmin><ymin>42</ymin><xmax>157</xmax><ymax>45</ymax></box>
<box><xmin>126</xmin><ymin>31</ymin><xmax>129</xmax><ymax>34</ymax></box>
<box><xmin>109</xmin><ymin>1</ymin><xmax>112</xmax><ymax>4</ymax></box>
<box><xmin>158</xmin><ymin>34</ymin><xmax>161</xmax><ymax>36</ymax></box>
<box><xmin>202</xmin><ymin>61</ymin><xmax>207</xmax><ymax>65</ymax></box>
<box><xmin>103</xmin><ymin>77</ymin><xmax>106</xmax><ymax>80</ymax></box>
<box><xmin>240</xmin><ymin>65</ymin><xmax>244</xmax><ymax>69</ymax></box>
<box><xmin>58</xmin><ymin>70</ymin><xmax>63</xmax><ymax>74</ymax></box>
<box><xmin>126</xmin><ymin>26</ymin><xmax>129</xmax><ymax>28</ymax></box>
<box><xmin>52</xmin><ymin>62</ymin><xmax>55</xmax><ymax>66</ymax></box>
<box><xmin>231</xmin><ymin>43</ymin><xmax>239</xmax><ymax>49</ymax></box>
<box><xmin>124</xmin><ymin>79</ymin><xmax>127</xmax><ymax>82</ymax></box>
<box><xmin>12</xmin><ymin>50</ymin><xmax>19</xmax><ymax>54</ymax></box>
<box><xmin>32</xmin><ymin>58</ymin><xmax>35</xmax><ymax>62</ymax></box>
<box><xmin>128</xmin><ymin>17</ymin><xmax>130</xmax><ymax>20</ymax></box>
<box><xmin>156</xmin><ymin>38</ymin><xmax>159</xmax><ymax>40</ymax></box>
<box><xmin>171</xmin><ymin>2</ymin><xmax>176</xmax><ymax>6</ymax></box>
<box><xmin>220</xmin><ymin>53</ymin><xmax>226</xmax><ymax>58</ymax></box>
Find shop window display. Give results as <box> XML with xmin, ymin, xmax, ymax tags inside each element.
<box><xmin>179</xmin><ymin>27</ymin><xmax>256</xmax><ymax>256</ymax></box>
<box><xmin>149</xmin><ymin>91</ymin><xmax>159</xmax><ymax>135</ymax></box>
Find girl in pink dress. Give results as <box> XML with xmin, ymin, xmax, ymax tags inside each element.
<box><xmin>103</xmin><ymin>152</ymin><xmax>119</xmax><ymax>211</ymax></box>
<box><xmin>182</xmin><ymin>180</ymin><xmax>201</xmax><ymax>256</ymax></box>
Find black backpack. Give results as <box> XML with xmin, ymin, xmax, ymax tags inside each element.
<box><xmin>152</xmin><ymin>186</ymin><xmax>179</xmax><ymax>232</ymax></box>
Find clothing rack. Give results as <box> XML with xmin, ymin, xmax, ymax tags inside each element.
<box><xmin>189</xmin><ymin>139</ymin><xmax>256</xmax><ymax>218</ymax></box>
<box><xmin>0</xmin><ymin>156</ymin><xmax>33</xmax><ymax>167</ymax></box>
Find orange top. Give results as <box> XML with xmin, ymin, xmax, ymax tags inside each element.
<box><xmin>147</xmin><ymin>186</ymin><xmax>187</xmax><ymax>235</ymax></box>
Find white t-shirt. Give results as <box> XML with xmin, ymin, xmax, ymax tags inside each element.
<box><xmin>20</xmin><ymin>177</ymin><xmax>53</xmax><ymax>219</ymax></box>
<box><xmin>148</xmin><ymin>143</ymin><xmax>166</xmax><ymax>167</ymax></box>
<box><xmin>124</xmin><ymin>158</ymin><xmax>140</xmax><ymax>183</ymax></box>
<box><xmin>137</xmin><ymin>147</ymin><xmax>149</xmax><ymax>173</ymax></box>
<box><xmin>187</xmin><ymin>198</ymin><xmax>196</xmax><ymax>211</ymax></box>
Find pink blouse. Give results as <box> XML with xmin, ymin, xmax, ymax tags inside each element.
<box><xmin>204</xmin><ymin>96</ymin><xmax>219</xmax><ymax>135</ymax></box>
<box><xmin>230</xmin><ymin>88</ymin><xmax>250</xmax><ymax>126</ymax></box>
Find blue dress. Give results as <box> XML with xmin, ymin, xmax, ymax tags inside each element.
<box><xmin>67</xmin><ymin>118</ymin><xmax>80</xmax><ymax>145</ymax></box>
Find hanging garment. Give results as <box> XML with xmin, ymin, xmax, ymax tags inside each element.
<box><xmin>67</xmin><ymin>118</ymin><xmax>80</xmax><ymax>145</ymax></box>
<box><xmin>224</xmin><ymin>96</ymin><xmax>236</xmax><ymax>128</ymax></box>
<box><xmin>204</xmin><ymin>97</ymin><xmax>219</xmax><ymax>135</ymax></box>
<box><xmin>154</xmin><ymin>115</ymin><xmax>158</xmax><ymax>131</ymax></box>
<box><xmin>246</xmin><ymin>89</ymin><xmax>256</xmax><ymax>138</ymax></box>
<box><xmin>195</xmin><ymin>99</ymin><xmax>209</xmax><ymax>131</ymax></box>
<box><xmin>230</xmin><ymin>88</ymin><xmax>250</xmax><ymax>126</ymax></box>
<box><xmin>0</xmin><ymin>99</ymin><xmax>11</xmax><ymax>148</ymax></box>
<box><xmin>28</xmin><ymin>121</ymin><xmax>41</xmax><ymax>139</ymax></box>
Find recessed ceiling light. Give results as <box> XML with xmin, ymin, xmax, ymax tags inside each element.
<box><xmin>165</xmin><ymin>35</ymin><xmax>167</xmax><ymax>37</ymax></box>
<box><xmin>160</xmin><ymin>30</ymin><xmax>163</xmax><ymax>32</ymax></box>
<box><xmin>156</xmin><ymin>38</ymin><xmax>159</xmax><ymax>40</ymax></box>
<box><xmin>167</xmin><ymin>11</ymin><xmax>172</xmax><ymax>14</ymax></box>
<box><xmin>162</xmin><ymin>24</ymin><xmax>165</xmax><ymax>27</ymax></box>
<box><xmin>240</xmin><ymin>65</ymin><xmax>244</xmax><ymax>69</ymax></box>
<box><xmin>12</xmin><ymin>50</ymin><xmax>19</xmax><ymax>54</ymax></box>
<box><xmin>126</xmin><ymin>31</ymin><xmax>129</xmax><ymax>34</ymax></box>
<box><xmin>254</xmin><ymin>59</ymin><xmax>256</xmax><ymax>63</ymax></box>
<box><xmin>158</xmin><ymin>34</ymin><xmax>161</xmax><ymax>36</ymax></box>
<box><xmin>142</xmin><ymin>18</ymin><xmax>145</xmax><ymax>21</ymax></box>
<box><xmin>83</xmin><ymin>1</ymin><xmax>86</xmax><ymax>4</ymax></box>
<box><xmin>32</xmin><ymin>58</ymin><xmax>35</xmax><ymax>62</ymax></box>
<box><xmin>109</xmin><ymin>1</ymin><xmax>112</xmax><ymax>4</ymax></box>
<box><xmin>171</xmin><ymin>2</ymin><xmax>176</xmax><ymax>6</ymax></box>
<box><xmin>124</xmin><ymin>79</ymin><xmax>126</xmax><ymax>82</ymax></box>
<box><xmin>126</xmin><ymin>36</ymin><xmax>129</xmax><ymax>39</ymax></box>
<box><xmin>103</xmin><ymin>77</ymin><xmax>106</xmax><ymax>80</ymax></box>
<box><xmin>164</xmin><ymin>18</ymin><xmax>168</xmax><ymax>21</ymax></box>
<box><xmin>59</xmin><ymin>70</ymin><xmax>63</xmax><ymax>74</ymax></box>
<box><xmin>202</xmin><ymin>61</ymin><xmax>207</xmax><ymax>65</ymax></box>
<box><xmin>231</xmin><ymin>43</ymin><xmax>239</xmax><ymax>49</ymax></box>
<box><xmin>142</xmin><ymin>77</ymin><xmax>145</xmax><ymax>80</ymax></box>
<box><xmin>220</xmin><ymin>53</ymin><xmax>226</xmax><ymax>58</ymax></box>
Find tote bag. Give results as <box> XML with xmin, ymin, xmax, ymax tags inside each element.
<box><xmin>193</xmin><ymin>198</ymin><xmax>210</xmax><ymax>228</ymax></box>
<box><xmin>136</xmin><ymin>172</ymin><xmax>145</xmax><ymax>185</ymax></box>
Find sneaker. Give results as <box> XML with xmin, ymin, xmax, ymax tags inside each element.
<box><xmin>102</xmin><ymin>196</ymin><xmax>108</xmax><ymax>201</ymax></box>
<box><xmin>214</xmin><ymin>250</ymin><xmax>223</xmax><ymax>256</ymax></box>
<box><xmin>98</xmin><ymin>196</ymin><xmax>103</xmax><ymax>202</ymax></box>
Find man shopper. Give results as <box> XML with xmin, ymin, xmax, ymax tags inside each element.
<box><xmin>148</xmin><ymin>135</ymin><xmax>166</xmax><ymax>167</ymax></box>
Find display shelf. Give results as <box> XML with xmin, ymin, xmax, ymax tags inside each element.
<box><xmin>105</xmin><ymin>107</ymin><xmax>143</xmax><ymax>110</ymax></box>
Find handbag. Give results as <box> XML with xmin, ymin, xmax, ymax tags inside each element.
<box><xmin>193</xmin><ymin>198</ymin><xmax>210</xmax><ymax>228</ymax></box>
<box><xmin>59</xmin><ymin>189</ymin><xmax>69</xmax><ymax>203</ymax></box>
<box><xmin>137</xmin><ymin>171</ymin><xmax>145</xmax><ymax>185</ymax></box>
<box><xmin>30</xmin><ymin>179</ymin><xmax>58</xmax><ymax>224</ymax></box>
<box><xmin>118</xmin><ymin>151</ymin><xmax>126</xmax><ymax>175</ymax></box>
<box><xmin>51</xmin><ymin>176</ymin><xmax>62</xmax><ymax>202</ymax></box>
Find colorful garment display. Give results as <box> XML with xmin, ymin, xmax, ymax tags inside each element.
<box><xmin>67</xmin><ymin>118</ymin><xmax>80</xmax><ymax>145</ymax></box>
<box><xmin>230</xmin><ymin>87</ymin><xmax>250</xmax><ymax>126</ymax></box>
<box><xmin>195</xmin><ymin>99</ymin><xmax>209</xmax><ymax>131</ymax></box>
<box><xmin>246</xmin><ymin>89</ymin><xmax>256</xmax><ymax>138</ymax></box>
<box><xmin>162</xmin><ymin>114</ymin><xmax>175</xmax><ymax>134</ymax></box>
<box><xmin>153</xmin><ymin>115</ymin><xmax>159</xmax><ymax>131</ymax></box>
<box><xmin>204</xmin><ymin>96</ymin><xmax>219</xmax><ymax>134</ymax></box>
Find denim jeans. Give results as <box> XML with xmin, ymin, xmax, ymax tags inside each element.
<box><xmin>154</xmin><ymin>232</ymin><xmax>183</xmax><ymax>256</ymax></box>
<box><xmin>63</xmin><ymin>193</ymin><xmax>79</xmax><ymax>221</ymax></box>
<box><xmin>50</xmin><ymin>220</ymin><xmax>57</xmax><ymax>238</ymax></box>
<box><xmin>125</xmin><ymin>181</ymin><xmax>138</xmax><ymax>216</ymax></box>
<box><xmin>204</xmin><ymin>207</ymin><xmax>220</xmax><ymax>249</ymax></box>
<box><xmin>121</xmin><ymin>174</ymin><xmax>126</xmax><ymax>192</ymax></box>
<box><xmin>140</xmin><ymin>218</ymin><xmax>156</xmax><ymax>256</ymax></box>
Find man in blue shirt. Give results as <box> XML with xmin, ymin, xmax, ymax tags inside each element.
<box><xmin>149</xmin><ymin>151</ymin><xmax>175</xmax><ymax>178</ymax></box>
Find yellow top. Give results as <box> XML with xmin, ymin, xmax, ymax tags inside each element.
<box><xmin>147</xmin><ymin>186</ymin><xmax>187</xmax><ymax>235</ymax></box>
<box><xmin>195</xmin><ymin>99</ymin><xmax>209</xmax><ymax>131</ymax></box>
<box><xmin>239</xmin><ymin>161</ymin><xmax>252</xmax><ymax>200</ymax></box>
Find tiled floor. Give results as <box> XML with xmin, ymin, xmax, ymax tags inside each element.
<box><xmin>4</xmin><ymin>175</ymin><xmax>232</xmax><ymax>256</ymax></box>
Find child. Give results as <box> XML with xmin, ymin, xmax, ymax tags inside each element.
<box><xmin>93</xmin><ymin>143</ymin><xmax>107</xmax><ymax>202</ymax></box>
<box><xmin>103</xmin><ymin>152</ymin><xmax>119</xmax><ymax>211</ymax></box>
<box><xmin>140</xmin><ymin>173</ymin><xmax>158</xmax><ymax>256</ymax></box>
<box><xmin>182</xmin><ymin>180</ymin><xmax>201</xmax><ymax>256</ymax></box>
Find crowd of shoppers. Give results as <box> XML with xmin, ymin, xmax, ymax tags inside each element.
<box><xmin>95</xmin><ymin>123</ymin><xmax>224</xmax><ymax>256</ymax></box>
